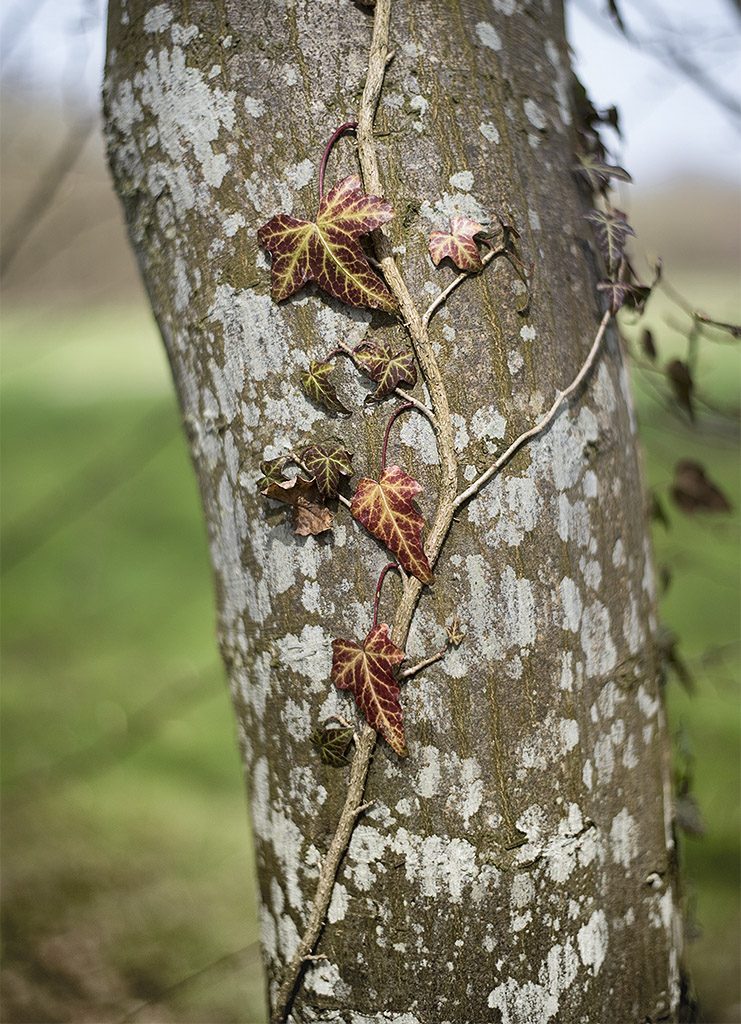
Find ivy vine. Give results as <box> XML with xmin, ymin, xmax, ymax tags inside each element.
<box><xmin>251</xmin><ymin>1</ymin><xmax>647</xmax><ymax>1019</ymax></box>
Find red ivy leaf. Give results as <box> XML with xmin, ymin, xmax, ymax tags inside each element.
<box><xmin>261</xmin><ymin>476</ymin><xmax>334</xmax><ymax>535</ymax></box>
<box><xmin>257</xmin><ymin>175</ymin><xmax>397</xmax><ymax>311</ymax></box>
<box><xmin>428</xmin><ymin>216</ymin><xmax>484</xmax><ymax>272</ymax></box>
<box><xmin>331</xmin><ymin>624</ymin><xmax>407</xmax><ymax>756</ymax></box>
<box><xmin>300</xmin><ymin>439</ymin><xmax>353</xmax><ymax>499</ymax></box>
<box><xmin>354</xmin><ymin>341</ymin><xmax>417</xmax><ymax>403</ymax></box>
<box><xmin>350</xmin><ymin>465</ymin><xmax>433</xmax><ymax>583</ymax></box>
<box><xmin>300</xmin><ymin>359</ymin><xmax>351</xmax><ymax>414</ymax></box>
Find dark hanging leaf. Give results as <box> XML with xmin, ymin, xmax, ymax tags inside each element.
<box><xmin>675</xmin><ymin>792</ymin><xmax>706</xmax><ymax>838</ymax></box>
<box><xmin>332</xmin><ymin>624</ymin><xmax>407</xmax><ymax>756</ymax></box>
<box><xmin>606</xmin><ymin>0</ymin><xmax>627</xmax><ymax>35</ymax></box>
<box><xmin>300</xmin><ymin>439</ymin><xmax>354</xmax><ymax>499</ymax></box>
<box><xmin>261</xmin><ymin>476</ymin><xmax>334</xmax><ymax>535</ymax></box>
<box><xmin>648</xmin><ymin>491</ymin><xmax>670</xmax><ymax>530</ymax></box>
<box><xmin>671</xmin><ymin>460</ymin><xmax>732</xmax><ymax>515</ymax></box>
<box><xmin>256</xmin><ymin>456</ymin><xmax>288</xmax><ymax>491</ymax></box>
<box><xmin>428</xmin><ymin>216</ymin><xmax>485</xmax><ymax>272</ymax></box>
<box><xmin>584</xmin><ymin>209</ymin><xmax>636</xmax><ymax>274</ymax></box>
<box><xmin>351</xmin><ymin>465</ymin><xmax>434</xmax><ymax>584</ymax></box>
<box><xmin>311</xmin><ymin>726</ymin><xmax>354</xmax><ymax>767</ymax></box>
<box><xmin>658</xmin><ymin>565</ymin><xmax>672</xmax><ymax>595</ymax></box>
<box><xmin>300</xmin><ymin>359</ymin><xmax>352</xmax><ymax>415</ymax></box>
<box><xmin>666</xmin><ymin>359</ymin><xmax>694</xmax><ymax>421</ymax></box>
<box><xmin>642</xmin><ymin>328</ymin><xmax>657</xmax><ymax>362</ymax></box>
<box><xmin>575</xmin><ymin>153</ymin><xmax>632</xmax><ymax>193</ymax></box>
<box><xmin>354</xmin><ymin>340</ymin><xmax>417</xmax><ymax>403</ymax></box>
<box><xmin>604</xmin><ymin>106</ymin><xmax>621</xmax><ymax>136</ymax></box>
<box><xmin>657</xmin><ymin>625</ymin><xmax>694</xmax><ymax>693</ymax></box>
<box><xmin>258</xmin><ymin>174</ymin><xmax>397</xmax><ymax>311</ymax></box>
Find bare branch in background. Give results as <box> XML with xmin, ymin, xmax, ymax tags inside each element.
<box><xmin>0</xmin><ymin>115</ymin><xmax>95</xmax><ymax>279</ymax></box>
<box><xmin>0</xmin><ymin>0</ymin><xmax>50</xmax><ymax>65</ymax></box>
<box><xmin>576</xmin><ymin>0</ymin><xmax>741</xmax><ymax>126</ymax></box>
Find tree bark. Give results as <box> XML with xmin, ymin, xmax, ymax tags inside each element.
<box><xmin>104</xmin><ymin>1</ymin><xmax>684</xmax><ymax>1021</ymax></box>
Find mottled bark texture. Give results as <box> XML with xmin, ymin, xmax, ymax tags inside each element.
<box><xmin>104</xmin><ymin>1</ymin><xmax>684</xmax><ymax>1021</ymax></box>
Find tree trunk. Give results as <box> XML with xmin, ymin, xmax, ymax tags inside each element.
<box><xmin>103</xmin><ymin>1</ymin><xmax>684</xmax><ymax>1021</ymax></box>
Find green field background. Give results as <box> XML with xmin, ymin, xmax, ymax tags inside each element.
<box><xmin>2</xmin><ymin>235</ymin><xmax>739</xmax><ymax>1019</ymax></box>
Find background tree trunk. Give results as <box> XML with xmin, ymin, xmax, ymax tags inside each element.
<box><xmin>104</xmin><ymin>1</ymin><xmax>684</xmax><ymax>1021</ymax></box>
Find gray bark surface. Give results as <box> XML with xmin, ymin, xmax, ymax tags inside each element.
<box><xmin>104</xmin><ymin>1</ymin><xmax>684</xmax><ymax>1021</ymax></box>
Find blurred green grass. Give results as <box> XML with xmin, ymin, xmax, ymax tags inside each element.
<box><xmin>1</xmin><ymin>288</ymin><xmax>739</xmax><ymax>1022</ymax></box>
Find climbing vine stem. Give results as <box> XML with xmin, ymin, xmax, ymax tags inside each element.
<box><xmin>267</xmin><ymin>0</ymin><xmax>615</xmax><ymax>1018</ymax></box>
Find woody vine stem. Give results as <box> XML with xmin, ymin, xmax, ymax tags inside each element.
<box><xmin>266</xmin><ymin>0</ymin><xmax>613</xmax><ymax>1019</ymax></box>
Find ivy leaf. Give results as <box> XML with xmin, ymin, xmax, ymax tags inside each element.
<box><xmin>350</xmin><ymin>465</ymin><xmax>433</xmax><ymax>583</ymax></box>
<box><xmin>642</xmin><ymin>328</ymin><xmax>657</xmax><ymax>362</ymax></box>
<box><xmin>354</xmin><ymin>340</ymin><xmax>417</xmax><ymax>403</ymax></box>
<box><xmin>331</xmin><ymin>624</ymin><xmax>407</xmax><ymax>756</ymax></box>
<box><xmin>261</xmin><ymin>476</ymin><xmax>334</xmax><ymax>535</ymax></box>
<box><xmin>257</xmin><ymin>174</ymin><xmax>397</xmax><ymax>311</ymax></box>
<box><xmin>446</xmin><ymin>616</ymin><xmax>464</xmax><ymax>647</ymax></box>
<box><xmin>596</xmin><ymin>280</ymin><xmax>632</xmax><ymax>316</ymax></box>
<box><xmin>300</xmin><ymin>439</ymin><xmax>354</xmax><ymax>499</ymax></box>
<box><xmin>584</xmin><ymin>209</ymin><xmax>636</xmax><ymax>274</ymax></box>
<box><xmin>300</xmin><ymin>359</ymin><xmax>351</xmax><ymax>415</ymax></box>
<box><xmin>311</xmin><ymin>726</ymin><xmax>354</xmax><ymax>767</ymax></box>
<box><xmin>256</xmin><ymin>456</ymin><xmax>288</xmax><ymax>490</ymax></box>
<box><xmin>575</xmin><ymin>153</ymin><xmax>632</xmax><ymax>192</ymax></box>
<box><xmin>428</xmin><ymin>216</ymin><xmax>484</xmax><ymax>272</ymax></box>
<box><xmin>666</xmin><ymin>359</ymin><xmax>694</xmax><ymax>421</ymax></box>
<box><xmin>671</xmin><ymin>460</ymin><xmax>731</xmax><ymax>515</ymax></box>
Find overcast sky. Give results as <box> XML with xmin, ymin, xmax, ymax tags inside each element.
<box><xmin>1</xmin><ymin>0</ymin><xmax>740</xmax><ymax>186</ymax></box>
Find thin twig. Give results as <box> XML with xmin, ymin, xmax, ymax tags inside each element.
<box><xmin>399</xmin><ymin>644</ymin><xmax>448</xmax><ymax>680</ymax></box>
<box><xmin>453</xmin><ymin>310</ymin><xmax>611</xmax><ymax>509</ymax></box>
<box><xmin>422</xmin><ymin>246</ymin><xmax>504</xmax><ymax>329</ymax></box>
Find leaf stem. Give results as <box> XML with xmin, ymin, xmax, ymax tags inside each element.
<box><xmin>318</xmin><ymin>121</ymin><xmax>358</xmax><ymax>200</ymax></box>
<box><xmin>381</xmin><ymin>401</ymin><xmax>413</xmax><ymax>470</ymax></box>
<box><xmin>453</xmin><ymin>309</ymin><xmax>612</xmax><ymax>509</ymax></box>
<box><xmin>372</xmin><ymin>562</ymin><xmax>401</xmax><ymax>628</ymax></box>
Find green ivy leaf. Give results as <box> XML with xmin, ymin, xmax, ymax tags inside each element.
<box><xmin>257</xmin><ymin>175</ymin><xmax>397</xmax><ymax>311</ymax></box>
<box><xmin>354</xmin><ymin>341</ymin><xmax>417</xmax><ymax>403</ymax></box>
<box><xmin>256</xmin><ymin>456</ymin><xmax>288</xmax><ymax>491</ymax></box>
<box><xmin>310</xmin><ymin>726</ymin><xmax>354</xmax><ymax>767</ymax></box>
<box><xmin>446</xmin><ymin>615</ymin><xmax>465</xmax><ymax>647</ymax></box>
<box><xmin>300</xmin><ymin>359</ymin><xmax>351</xmax><ymax>414</ymax></box>
<box><xmin>300</xmin><ymin>439</ymin><xmax>354</xmax><ymax>499</ymax></box>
